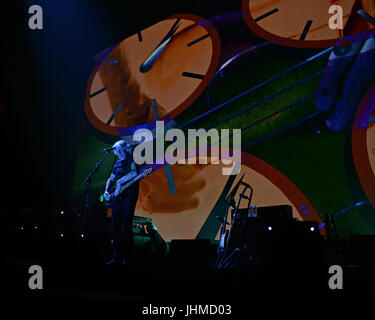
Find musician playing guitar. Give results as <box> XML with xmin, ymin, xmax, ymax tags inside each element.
<box><xmin>104</xmin><ymin>140</ymin><xmax>146</xmax><ymax>265</ymax></box>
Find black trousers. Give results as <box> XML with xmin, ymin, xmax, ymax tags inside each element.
<box><xmin>111</xmin><ymin>186</ymin><xmax>139</xmax><ymax>261</ymax></box>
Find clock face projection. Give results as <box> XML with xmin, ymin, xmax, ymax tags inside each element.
<box><xmin>130</xmin><ymin>148</ymin><xmax>322</xmax><ymax>242</ymax></box>
<box><xmin>352</xmin><ymin>83</ymin><xmax>375</xmax><ymax>208</ymax></box>
<box><xmin>85</xmin><ymin>14</ymin><xmax>221</xmax><ymax>136</ymax></box>
<box><xmin>242</xmin><ymin>0</ymin><xmax>357</xmax><ymax>48</ymax></box>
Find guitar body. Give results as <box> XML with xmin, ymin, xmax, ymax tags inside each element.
<box><xmin>105</xmin><ymin>188</ymin><xmax>123</xmax><ymax>209</ymax></box>
<box><xmin>104</xmin><ymin>167</ymin><xmax>152</xmax><ymax>208</ymax></box>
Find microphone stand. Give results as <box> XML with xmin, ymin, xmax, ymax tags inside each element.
<box><xmin>81</xmin><ymin>150</ymin><xmax>112</xmax><ymax>235</ymax></box>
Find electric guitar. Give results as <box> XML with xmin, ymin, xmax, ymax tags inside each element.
<box><xmin>104</xmin><ymin>167</ymin><xmax>152</xmax><ymax>208</ymax></box>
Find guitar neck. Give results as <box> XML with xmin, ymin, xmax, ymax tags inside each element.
<box><xmin>120</xmin><ymin>172</ymin><xmax>143</xmax><ymax>192</ymax></box>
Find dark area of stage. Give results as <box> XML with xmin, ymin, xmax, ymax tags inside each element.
<box><xmin>1</xmin><ymin>209</ymin><xmax>375</xmax><ymax>303</ymax></box>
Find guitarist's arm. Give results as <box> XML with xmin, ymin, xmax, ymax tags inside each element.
<box><xmin>104</xmin><ymin>173</ymin><xmax>116</xmax><ymax>200</ymax></box>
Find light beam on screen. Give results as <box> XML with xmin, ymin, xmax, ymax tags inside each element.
<box><xmin>319</xmin><ymin>201</ymin><xmax>369</xmax><ymax>229</ymax></box>
<box><xmin>22</xmin><ymin>0</ymin><xmax>119</xmax><ymax>103</ymax></box>
<box><xmin>23</xmin><ymin>0</ymin><xmax>121</xmax><ymax>208</ymax></box>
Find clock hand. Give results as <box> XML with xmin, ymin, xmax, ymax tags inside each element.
<box><xmin>140</xmin><ymin>18</ymin><xmax>181</xmax><ymax>73</ymax></box>
<box><xmin>357</xmin><ymin>9</ymin><xmax>375</xmax><ymax>27</ymax></box>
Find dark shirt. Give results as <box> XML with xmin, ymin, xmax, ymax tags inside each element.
<box><xmin>112</xmin><ymin>157</ymin><xmax>139</xmax><ymax>193</ymax></box>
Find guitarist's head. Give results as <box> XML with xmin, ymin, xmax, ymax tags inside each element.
<box><xmin>112</xmin><ymin>140</ymin><xmax>132</xmax><ymax>160</ymax></box>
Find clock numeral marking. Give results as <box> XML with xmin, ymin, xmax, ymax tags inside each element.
<box><xmin>151</xmin><ymin>99</ymin><xmax>160</xmax><ymax>119</ymax></box>
<box><xmin>187</xmin><ymin>33</ymin><xmax>210</xmax><ymax>47</ymax></box>
<box><xmin>107</xmin><ymin>104</ymin><xmax>123</xmax><ymax>125</ymax></box>
<box><xmin>182</xmin><ymin>72</ymin><xmax>205</xmax><ymax>80</ymax></box>
<box><xmin>103</xmin><ymin>58</ymin><xmax>118</xmax><ymax>64</ymax></box>
<box><xmin>89</xmin><ymin>87</ymin><xmax>107</xmax><ymax>98</ymax></box>
<box><xmin>151</xmin><ymin>99</ymin><xmax>176</xmax><ymax>195</ymax></box>
<box><xmin>357</xmin><ymin>9</ymin><xmax>375</xmax><ymax>27</ymax></box>
<box><xmin>300</xmin><ymin>20</ymin><xmax>313</xmax><ymax>40</ymax></box>
<box><xmin>254</xmin><ymin>8</ymin><xmax>279</xmax><ymax>22</ymax></box>
<box><xmin>137</xmin><ymin>31</ymin><xmax>143</xmax><ymax>42</ymax></box>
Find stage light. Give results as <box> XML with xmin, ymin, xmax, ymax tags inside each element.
<box><xmin>60</xmin><ymin>233</ymin><xmax>64</xmax><ymax>238</ymax></box>
<box><xmin>310</xmin><ymin>226</ymin><xmax>315</xmax><ymax>232</ymax></box>
<box><xmin>80</xmin><ymin>233</ymin><xmax>85</xmax><ymax>238</ymax></box>
<box><xmin>60</xmin><ymin>211</ymin><xmax>64</xmax><ymax>215</ymax></box>
<box><xmin>301</xmin><ymin>205</ymin><xmax>309</xmax><ymax>214</ymax></box>
<box><xmin>267</xmin><ymin>226</ymin><xmax>272</xmax><ymax>231</ymax></box>
<box><xmin>20</xmin><ymin>226</ymin><xmax>24</xmax><ymax>231</ymax></box>
<box><xmin>34</xmin><ymin>226</ymin><xmax>38</xmax><ymax>230</ymax></box>
<box><xmin>314</xmin><ymin>126</ymin><xmax>321</xmax><ymax>134</ymax></box>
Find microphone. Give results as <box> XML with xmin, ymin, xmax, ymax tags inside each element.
<box><xmin>102</xmin><ymin>147</ymin><xmax>115</xmax><ymax>152</ymax></box>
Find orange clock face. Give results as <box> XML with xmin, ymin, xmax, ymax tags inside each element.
<box><xmin>85</xmin><ymin>14</ymin><xmax>221</xmax><ymax>136</ymax></box>
<box><xmin>242</xmin><ymin>0</ymin><xmax>358</xmax><ymax>48</ymax></box>
<box><xmin>352</xmin><ymin>83</ymin><xmax>375</xmax><ymax>208</ymax></box>
<box><xmin>132</xmin><ymin>148</ymin><xmax>322</xmax><ymax>241</ymax></box>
